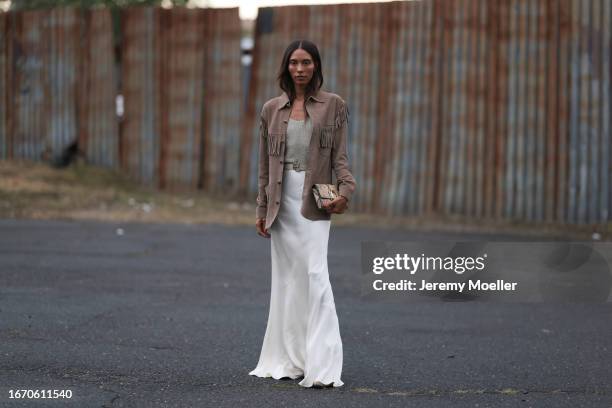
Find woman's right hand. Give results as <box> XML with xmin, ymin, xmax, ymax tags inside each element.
<box><xmin>256</xmin><ymin>218</ymin><xmax>270</xmax><ymax>238</ymax></box>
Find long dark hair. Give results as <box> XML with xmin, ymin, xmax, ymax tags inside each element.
<box><xmin>277</xmin><ymin>40</ymin><xmax>324</xmax><ymax>102</ymax></box>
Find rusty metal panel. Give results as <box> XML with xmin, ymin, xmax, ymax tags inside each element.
<box><xmin>342</xmin><ymin>4</ymin><xmax>362</xmax><ymax>211</ymax></box>
<box><xmin>595</xmin><ymin>0</ymin><xmax>609</xmax><ymax>225</ymax></box>
<box><xmin>494</xmin><ymin>0</ymin><xmax>511</xmax><ymax>221</ymax></box>
<box><xmin>544</xmin><ymin>0</ymin><xmax>560</xmax><ymax>224</ymax></box>
<box><xmin>240</xmin><ymin>7</ymin><xmax>268</xmax><ymax>196</ymax></box>
<box><xmin>512</xmin><ymin>0</ymin><xmax>526</xmax><ymax>219</ymax></box>
<box><xmin>121</xmin><ymin>6</ymin><xmax>241</xmax><ymax>191</ymax></box>
<box><xmin>557</xmin><ymin>0</ymin><xmax>571</xmax><ymax>223</ymax></box>
<box><xmin>360</xmin><ymin>3</ymin><xmax>380</xmax><ymax>215</ymax></box>
<box><xmin>586</xmin><ymin>0</ymin><xmax>609</xmax><ymax>225</ymax></box>
<box><xmin>10</xmin><ymin>10</ymin><xmax>62</xmax><ymax>160</ymax></box>
<box><xmin>591</xmin><ymin>0</ymin><xmax>604</xmax><ymax>224</ymax></box>
<box><xmin>331</xmin><ymin>3</ymin><xmax>359</xmax><ymax>212</ymax></box>
<box><xmin>565</xmin><ymin>0</ymin><xmax>609</xmax><ymax>225</ymax></box>
<box><xmin>568</xmin><ymin>0</ymin><xmax>589</xmax><ymax>224</ymax></box>
<box><xmin>440</xmin><ymin>0</ymin><xmax>465</xmax><ymax>215</ymax></box>
<box><xmin>201</xmin><ymin>8</ymin><xmax>242</xmax><ymax>193</ymax></box>
<box><xmin>484</xmin><ymin>0</ymin><xmax>498</xmax><ymax>220</ymax></box>
<box><xmin>534</xmin><ymin>0</ymin><xmax>547</xmax><ymax>223</ymax></box>
<box><xmin>517</xmin><ymin>0</ymin><xmax>547</xmax><ymax>223</ymax></box>
<box><xmin>159</xmin><ymin>7</ymin><xmax>205</xmax><ymax>191</ymax></box>
<box><xmin>425</xmin><ymin>0</ymin><xmax>445</xmax><ymax>215</ymax></box>
<box><xmin>473</xmin><ymin>0</ymin><xmax>488</xmax><ymax>219</ymax></box>
<box><xmin>505</xmin><ymin>0</ymin><xmax>523</xmax><ymax>221</ymax></box>
<box><xmin>578</xmin><ymin>0</ymin><xmax>592</xmax><ymax>225</ymax></box>
<box><xmin>407</xmin><ymin>0</ymin><xmax>435</xmax><ymax>217</ymax></box>
<box><xmin>0</xmin><ymin>11</ymin><xmax>7</xmax><ymax>159</ymax></box>
<box><xmin>344</xmin><ymin>3</ymin><xmax>368</xmax><ymax>213</ymax></box>
<box><xmin>121</xmin><ymin>6</ymin><xmax>161</xmax><ymax>187</ymax></box>
<box><xmin>528</xmin><ymin>0</ymin><xmax>541</xmax><ymax>223</ymax></box>
<box><xmin>456</xmin><ymin>0</ymin><xmax>470</xmax><ymax>216</ymax></box>
<box><xmin>464</xmin><ymin>0</ymin><xmax>477</xmax><ymax>218</ymax></box>
<box><xmin>458</xmin><ymin>0</ymin><xmax>471</xmax><ymax>216</ymax></box>
<box><xmin>602</xmin><ymin>0</ymin><xmax>611</xmax><ymax>224</ymax></box>
<box><xmin>78</xmin><ymin>8</ymin><xmax>118</xmax><ymax>169</ymax></box>
<box><xmin>524</xmin><ymin>0</ymin><xmax>535</xmax><ymax>222</ymax></box>
<box><xmin>44</xmin><ymin>8</ymin><xmax>80</xmax><ymax>162</ymax></box>
<box><xmin>437</xmin><ymin>0</ymin><xmax>454</xmax><ymax>216</ymax></box>
<box><xmin>399</xmin><ymin>0</ymin><xmax>412</xmax><ymax>215</ymax></box>
<box><xmin>385</xmin><ymin>1</ymin><xmax>404</xmax><ymax>216</ymax></box>
<box><xmin>567</xmin><ymin>0</ymin><xmax>583</xmax><ymax>224</ymax></box>
<box><xmin>378</xmin><ymin>2</ymin><xmax>394</xmax><ymax>215</ymax></box>
<box><xmin>347</xmin><ymin>3</ymin><xmax>372</xmax><ymax>214</ymax></box>
<box><xmin>418</xmin><ymin>1</ymin><xmax>439</xmax><ymax>214</ymax></box>
<box><xmin>0</xmin><ymin>7</ymin><xmax>116</xmax><ymax>166</ymax></box>
<box><xmin>382</xmin><ymin>3</ymin><xmax>407</xmax><ymax>215</ymax></box>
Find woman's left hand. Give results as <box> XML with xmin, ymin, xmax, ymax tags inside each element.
<box><xmin>323</xmin><ymin>196</ymin><xmax>348</xmax><ymax>214</ymax></box>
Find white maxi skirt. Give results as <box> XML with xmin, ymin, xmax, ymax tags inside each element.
<box><xmin>249</xmin><ymin>168</ymin><xmax>344</xmax><ymax>388</ymax></box>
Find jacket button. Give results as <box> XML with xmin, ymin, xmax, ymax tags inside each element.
<box><xmin>276</xmin><ymin>201</ymin><xmax>279</xmax><ymax>205</ymax></box>
<box><xmin>279</xmin><ymin>159</ymin><xmax>283</xmax><ymax>164</ymax></box>
<box><xmin>283</xmin><ymin>120</ymin><xmax>288</xmax><ymax>123</ymax></box>
<box><xmin>277</xmin><ymin>181</ymin><xmax>281</xmax><ymax>184</ymax></box>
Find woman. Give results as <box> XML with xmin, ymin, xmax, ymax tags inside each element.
<box><xmin>248</xmin><ymin>39</ymin><xmax>356</xmax><ymax>388</ymax></box>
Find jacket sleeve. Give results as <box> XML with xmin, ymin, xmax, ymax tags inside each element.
<box><xmin>332</xmin><ymin>98</ymin><xmax>356</xmax><ymax>202</ymax></box>
<box><xmin>256</xmin><ymin>109</ymin><xmax>269</xmax><ymax>219</ymax></box>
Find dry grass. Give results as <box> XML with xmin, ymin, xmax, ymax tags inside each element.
<box><xmin>0</xmin><ymin>159</ymin><xmax>254</xmax><ymax>225</ymax></box>
<box><xmin>0</xmin><ymin>159</ymin><xmax>609</xmax><ymax>240</ymax></box>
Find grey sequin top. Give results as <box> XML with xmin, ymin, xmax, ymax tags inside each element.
<box><xmin>283</xmin><ymin>117</ymin><xmax>313</xmax><ymax>172</ymax></box>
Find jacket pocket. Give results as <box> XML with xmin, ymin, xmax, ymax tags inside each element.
<box><xmin>268</xmin><ymin>133</ymin><xmax>285</xmax><ymax>156</ymax></box>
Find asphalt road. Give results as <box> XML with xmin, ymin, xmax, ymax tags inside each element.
<box><xmin>0</xmin><ymin>219</ymin><xmax>611</xmax><ymax>408</ymax></box>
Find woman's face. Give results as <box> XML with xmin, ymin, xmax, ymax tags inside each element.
<box><xmin>287</xmin><ymin>48</ymin><xmax>315</xmax><ymax>88</ymax></box>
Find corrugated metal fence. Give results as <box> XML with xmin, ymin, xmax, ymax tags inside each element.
<box><xmin>0</xmin><ymin>5</ymin><xmax>241</xmax><ymax>191</ymax></box>
<box><xmin>239</xmin><ymin>0</ymin><xmax>611</xmax><ymax>226</ymax></box>
<box><xmin>0</xmin><ymin>7</ymin><xmax>118</xmax><ymax>167</ymax></box>
<box><xmin>1</xmin><ymin>1</ymin><xmax>610</xmax><ymax>227</ymax></box>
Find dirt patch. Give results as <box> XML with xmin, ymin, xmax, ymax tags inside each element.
<box><xmin>0</xmin><ymin>159</ymin><xmax>608</xmax><ymax>240</ymax></box>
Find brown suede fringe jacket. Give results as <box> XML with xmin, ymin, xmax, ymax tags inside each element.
<box><xmin>256</xmin><ymin>89</ymin><xmax>356</xmax><ymax>231</ymax></box>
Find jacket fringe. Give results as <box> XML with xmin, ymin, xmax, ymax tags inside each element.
<box><xmin>334</xmin><ymin>100</ymin><xmax>349</xmax><ymax>130</ymax></box>
<box><xmin>319</xmin><ymin>126</ymin><xmax>335</xmax><ymax>149</ymax></box>
<box><xmin>318</xmin><ymin>101</ymin><xmax>349</xmax><ymax>149</ymax></box>
<box><xmin>259</xmin><ymin>116</ymin><xmax>268</xmax><ymax>140</ymax></box>
<box><xmin>267</xmin><ymin>133</ymin><xmax>284</xmax><ymax>156</ymax></box>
